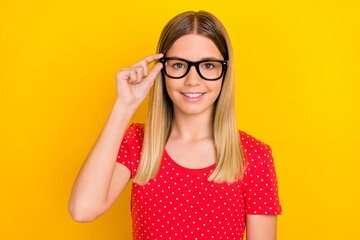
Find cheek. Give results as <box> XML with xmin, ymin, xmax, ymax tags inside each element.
<box><xmin>164</xmin><ymin>79</ymin><xmax>179</xmax><ymax>101</ymax></box>
<box><xmin>209</xmin><ymin>81</ymin><xmax>223</xmax><ymax>95</ymax></box>
<box><xmin>207</xmin><ymin>81</ymin><xmax>223</xmax><ymax>102</ymax></box>
<box><xmin>165</xmin><ymin>78</ymin><xmax>180</xmax><ymax>94</ymax></box>
<box><xmin>164</xmin><ymin>79</ymin><xmax>171</xmax><ymax>95</ymax></box>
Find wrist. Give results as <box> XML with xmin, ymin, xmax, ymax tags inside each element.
<box><xmin>114</xmin><ymin>98</ymin><xmax>138</xmax><ymax>114</ymax></box>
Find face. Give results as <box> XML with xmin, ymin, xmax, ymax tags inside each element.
<box><xmin>164</xmin><ymin>34</ymin><xmax>225</xmax><ymax>116</ymax></box>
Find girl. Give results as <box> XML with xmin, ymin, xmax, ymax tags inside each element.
<box><xmin>69</xmin><ymin>10</ymin><xmax>282</xmax><ymax>240</ymax></box>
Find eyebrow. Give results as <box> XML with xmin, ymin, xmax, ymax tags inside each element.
<box><xmin>200</xmin><ymin>57</ymin><xmax>223</xmax><ymax>61</ymax></box>
<box><xmin>167</xmin><ymin>56</ymin><xmax>224</xmax><ymax>61</ymax></box>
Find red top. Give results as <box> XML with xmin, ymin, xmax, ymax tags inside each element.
<box><xmin>116</xmin><ymin>123</ymin><xmax>282</xmax><ymax>240</ymax></box>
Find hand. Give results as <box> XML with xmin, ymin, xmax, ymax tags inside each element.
<box><xmin>115</xmin><ymin>53</ymin><xmax>164</xmax><ymax>109</ymax></box>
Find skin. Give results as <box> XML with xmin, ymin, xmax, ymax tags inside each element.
<box><xmin>164</xmin><ymin>33</ymin><xmax>278</xmax><ymax>239</ymax></box>
<box><xmin>164</xmin><ymin>33</ymin><xmax>223</xmax><ymax>142</ymax></box>
<box><xmin>246</xmin><ymin>214</ymin><xmax>278</xmax><ymax>239</ymax></box>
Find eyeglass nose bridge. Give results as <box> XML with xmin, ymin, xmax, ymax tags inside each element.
<box><xmin>182</xmin><ymin>61</ymin><xmax>203</xmax><ymax>79</ymax></box>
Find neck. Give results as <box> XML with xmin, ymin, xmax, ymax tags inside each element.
<box><xmin>170</xmin><ymin>105</ymin><xmax>214</xmax><ymax>142</ymax></box>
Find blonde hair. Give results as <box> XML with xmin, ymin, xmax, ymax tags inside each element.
<box><xmin>132</xmin><ymin>10</ymin><xmax>247</xmax><ymax>186</ymax></box>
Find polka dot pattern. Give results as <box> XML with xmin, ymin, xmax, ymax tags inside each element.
<box><xmin>116</xmin><ymin>123</ymin><xmax>282</xmax><ymax>239</ymax></box>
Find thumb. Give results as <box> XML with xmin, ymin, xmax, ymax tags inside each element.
<box><xmin>145</xmin><ymin>62</ymin><xmax>163</xmax><ymax>84</ymax></box>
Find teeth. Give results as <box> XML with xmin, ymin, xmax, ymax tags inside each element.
<box><xmin>184</xmin><ymin>93</ymin><xmax>204</xmax><ymax>98</ymax></box>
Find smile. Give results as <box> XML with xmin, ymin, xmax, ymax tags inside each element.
<box><xmin>180</xmin><ymin>92</ymin><xmax>206</xmax><ymax>102</ymax></box>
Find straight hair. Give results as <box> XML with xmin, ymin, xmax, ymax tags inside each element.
<box><xmin>132</xmin><ymin>10</ymin><xmax>247</xmax><ymax>186</ymax></box>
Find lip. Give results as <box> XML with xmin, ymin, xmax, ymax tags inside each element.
<box><xmin>180</xmin><ymin>92</ymin><xmax>206</xmax><ymax>102</ymax></box>
<box><xmin>180</xmin><ymin>92</ymin><xmax>206</xmax><ymax>94</ymax></box>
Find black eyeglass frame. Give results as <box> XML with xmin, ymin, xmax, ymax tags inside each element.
<box><xmin>159</xmin><ymin>57</ymin><xmax>228</xmax><ymax>81</ymax></box>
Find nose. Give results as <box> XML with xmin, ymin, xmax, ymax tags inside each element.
<box><xmin>184</xmin><ymin>65</ymin><xmax>202</xmax><ymax>85</ymax></box>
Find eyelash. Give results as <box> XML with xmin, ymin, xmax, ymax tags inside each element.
<box><xmin>171</xmin><ymin>63</ymin><xmax>215</xmax><ymax>69</ymax></box>
<box><xmin>172</xmin><ymin>63</ymin><xmax>184</xmax><ymax>69</ymax></box>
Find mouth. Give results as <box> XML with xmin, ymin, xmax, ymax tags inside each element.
<box><xmin>180</xmin><ymin>92</ymin><xmax>206</xmax><ymax>101</ymax></box>
<box><xmin>180</xmin><ymin>92</ymin><xmax>206</xmax><ymax>96</ymax></box>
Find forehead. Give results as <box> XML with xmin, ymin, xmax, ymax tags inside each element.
<box><xmin>166</xmin><ymin>34</ymin><xmax>223</xmax><ymax>61</ymax></box>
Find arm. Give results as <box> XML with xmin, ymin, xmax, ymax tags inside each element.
<box><xmin>245</xmin><ymin>214</ymin><xmax>278</xmax><ymax>240</ymax></box>
<box><xmin>68</xmin><ymin>99</ymin><xmax>136</xmax><ymax>222</ymax></box>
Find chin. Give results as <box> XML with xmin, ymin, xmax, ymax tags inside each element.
<box><xmin>175</xmin><ymin>101</ymin><xmax>214</xmax><ymax>115</ymax></box>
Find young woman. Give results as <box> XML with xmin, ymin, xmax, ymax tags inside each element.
<box><xmin>69</xmin><ymin>10</ymin><xmax>282</xmax><ymax>240</ymax></box>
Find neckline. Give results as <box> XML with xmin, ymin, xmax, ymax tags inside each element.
<box><xmin>164</xmin><ymin>148</ymin><xmax>216</xmax><ymax>174</ymax></box>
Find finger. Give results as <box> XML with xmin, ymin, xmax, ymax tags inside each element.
<box><xmin>144</xmin><ymin>62</ymin><xmax>163</xmax><ymax>83</ymax></box>
<box><xmin>117</xmin><ymin>68</ymin><xmax>134</xmax><ymax>83</ymax></box>
<box><xmin>140</xmin><ymin>54</ymin><xmax>162</xmax><ymax>76</ymax></box>
<box><xmin>134</xmin><ymin>66</ymin><xmax>144</xmax><ymax>83</ymax></box>
<box><xmin>143</xmin><ymin>53</ymin><xmax>164</xmax><ymax>64</ymax></box>
<box><xmin>133</xmin><ymin>53</ymin><xmax>163</xmax><ymax>75</ymax></box>
<box><xmin>129</xmin><ymin>69</ymin><xmax>137</xmax><ymax>83</ymax></box>
<box><xmin>132</xmin><ymin>61</ymin><xmax>148</xmax><ymax>77</ymax></box>
<box><xmin>140</xmin><ymin>61</ymin><xmax>148</xmax><ymax>76</ymax></box>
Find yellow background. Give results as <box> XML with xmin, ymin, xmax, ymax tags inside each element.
<box><xmin>1</xmin><ymin>0</ymin><xmax>359</xmax><ymax>239</ymax></box>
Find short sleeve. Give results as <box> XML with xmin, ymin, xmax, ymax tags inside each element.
<box><xmin>242</xmin><ymin>143</ymin><xmax>283</xmax><ymax>215</ymax></box>
<box><xmin>116</xmin><ymin>123</ymin><xmax>144</xmax><ymax>178</ymax></box>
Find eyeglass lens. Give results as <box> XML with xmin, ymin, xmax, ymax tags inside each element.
<box><xmin>164</xmin><ymin>59</ymin><xmax>223</xmax><ymax>80</ymax></box>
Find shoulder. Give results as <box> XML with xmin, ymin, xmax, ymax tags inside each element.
<box><xmin>238</xmin><ymin>129</ymin><xmax>272</xmax><ymax>154</ymax></box>
<box><xmin>237</xmin><ymin>129</ymin><xmax>274</xmax><ymax>171</ymax></box>
<box><xmin>237</xmin><ymin>130</ymin><xmax>282</xmax><ymax>215</ymax></box>
<box><xmin>117</xmin><ymin>122</ymin><xmax>145</xmax><ymax>177</ymax></box>
<box><xmin>123</xmin><ymin>122</ymin><xmax>145</xmax><ymax>145</ymax></box>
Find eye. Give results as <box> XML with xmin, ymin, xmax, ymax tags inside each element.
<box><xmin>172</xmin><ymin>63</ymin><xmax>185</xmax><ymax>69</ymax></box>
<box><xmin>203</xmin><ymin>63</ymin><xmax>215</xmax><ymax>69</ymax></box>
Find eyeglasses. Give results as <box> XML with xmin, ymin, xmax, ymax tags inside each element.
<box><xmin>159</xmin><ymin>57</ymin><xmax>228</xmax><ymax>81</ymax></box>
